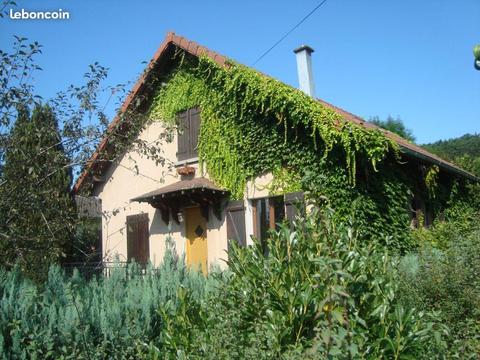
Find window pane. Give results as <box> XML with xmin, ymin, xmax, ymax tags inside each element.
<box><xmin>259</xmin><ymin>198</ymin><xmax>269</xmax><ymax>242</ymax></box>
<box><xmin>271</xmin><ymin>196</ymin><xmax>285</xmax><ymax>230</ymax></box>
<box><xmin>252</xmin><ymin>196</ymin><xmax>285</xmax><ymax>254</ymax></box>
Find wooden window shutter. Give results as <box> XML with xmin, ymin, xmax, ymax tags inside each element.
<box><xmin>177</xmin><ymin>111</ymin><xmax>190</xmax><ymax>161</ymax></box>
<box><xmin>126</xmin><ymin>217</ymin><xmax>137</xmax><ymax>262</ymax></box>
<box><xmin>189</xmin><ymin>108</ymin><xmax>201</xmax><ymax>158</ymax></box>
<box><xmin>226</xmin><ymin>200</ymin><xmax>246</xmax><ymax>247</ymax></box>
<box><xmin>284</xmin><ymin>192</ymin><xmax>305</xmax><ymax>224</ymax></box>
<box><xmin>137</xmin><ymin>213</ymin><xmax>150</xmax><ymax>264</ymax></box>
<box><xmin>126</xmin><ymin>213</ymin><xmax>150</xmax><ymax>265</ymax></box>
<box><xmin>177</xmin><ymin>108</ymin><xmax>201</xmax><ymax>161</ymax></box>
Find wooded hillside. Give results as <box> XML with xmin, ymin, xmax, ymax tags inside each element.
<box><xmin>423</xmin><ymin>133</ymin><xmax>480</xmax><ymax>176</ymax></box>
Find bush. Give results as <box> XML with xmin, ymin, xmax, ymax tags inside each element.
<box><xmin>0</xmin><ymin>249</ymin><xmax>211</xmax><ymax>359</ymax></box>
<box><xmin>412</xmin><ymin>182</ymin><xmax>480</xmax><ymax>250</ymax></box>
<box><xmin>158</xmin><ymin>208</ymin><xmax>447</xmax><ymax>359</ymax></box>
<box><xmin>398</xmin><ymin>229</ymin><xmax>480</xmax><ymax>358</ymax></box>
<box><xmin>0</xmin><ymin>210</ymin><xmax>454</xmax><ymax>359</ymax></box>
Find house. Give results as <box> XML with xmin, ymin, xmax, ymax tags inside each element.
<box><xmin>74</xmin><ymin>32</ymin><xmax>477</xmax><ymax>273</ymax></box>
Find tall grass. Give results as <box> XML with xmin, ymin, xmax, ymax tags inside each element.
<box><xmin>398</xmin><ymin>229</ymin><xmax>480</xmax><ymax>358</ymax></box>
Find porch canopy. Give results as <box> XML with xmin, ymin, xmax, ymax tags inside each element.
<box><xmin>131</xmin><ymin>177</ymin><xmax>229</xmax><ymax>223</ymax></box>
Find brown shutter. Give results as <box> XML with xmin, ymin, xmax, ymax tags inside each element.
<box><xmin>189</xmin><ymin>108</ymin><xmax>201</xmax><ymax>158</ymax></box>
<box><xmin>226</xmin><ymin>200</ymin><xmax>246</xmax><ymax>247</ymax></box>
<box><xmin>177</xmin><ymin>111</ymin><xmax>189</xmax><ymax>161</ymax></box>
<box><xmin>177</xmin><ymin>108</ymin><xmax>201</xmax><ymax>161</ymax></box>
<box><xmin>126</xmin><ymin>213</ymin><xmax>150</xmax><ymax>264</ymax></box>
<box><xmin>137</xmin><ymin>213</ymin><xmax>149</xmax><ymax>265</ymax></box>
<box><xmin>252</xmin><ymin>199</ymin><xmax>259</xmax><ymax>239</ymax></box>
<box><xmin>284</xmin><ymin>192</ymin><xmax>305</xmax><ymax>223</ymax></box>
<box><xmin>127</xmin><ymin>216</ymin><xmax>137</xmax><ymax>262</ymax></box>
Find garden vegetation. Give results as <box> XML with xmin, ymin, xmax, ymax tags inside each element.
<box><xmin>1</xmin><ymin>29</ymin><xmax>479</xmax><ymax>358</ymax></box>
<box><xmin>1</xmin><ymin>205</ymin><xmax>479</xmax><ymax>358</ymax></box>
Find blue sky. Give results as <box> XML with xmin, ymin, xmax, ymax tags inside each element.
<box><xmin>1</xmin><ymin>0</ymin><xmax>479</xmax><ymax>144</ymax></box>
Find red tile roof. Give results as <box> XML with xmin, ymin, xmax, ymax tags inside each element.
<box><xmin>73</xmin><ymin>32</ymin><xmax>477</xmax><ymax>193</ymax></box>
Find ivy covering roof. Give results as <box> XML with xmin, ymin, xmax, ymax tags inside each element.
<box><xmin>74</xmin><ymin>32</ymin><xmax>477</xmax><ymax>193</ymax></box>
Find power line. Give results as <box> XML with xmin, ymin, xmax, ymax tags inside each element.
<box><xmin>252</xmin><ymin>0</ymin><xmax>329</xmax><ymax>66</ymax></box>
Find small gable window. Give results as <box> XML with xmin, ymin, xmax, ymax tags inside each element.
<box><xmin>177</xmin><ymin>107</ymin><xmax>201</xmax><ymax>162</ymax></box>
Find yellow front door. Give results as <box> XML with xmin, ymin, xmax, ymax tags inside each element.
<box><xmin>185</xmin><ymin>207</ymin><xmax>208</xmax><ymax>274</ymax></box>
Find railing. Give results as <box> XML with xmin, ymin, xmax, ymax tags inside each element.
<box><xmin>63</xmin><ymin>261</ymin><xmax>104</xmax><ymax>278</ymax></box>
<box><xmin>63</xmin><ymin>261</ymin><xmax>154</xmax><ymax>278</ymax></box>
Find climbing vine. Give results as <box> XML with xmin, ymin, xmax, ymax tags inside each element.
<box><xmin>149</xmin><ymin>56</ymin><xmax>396</xmax><ymax>198</ymax></box>
<box><xmin>425</xmin><ymin>165</ymin><xmax>440</xmax><ymax>199</ymax></box>
<box><xmin>146</xmin><ymin>53</ymin><xmax>463</xmax><ymax>250</ymax></box>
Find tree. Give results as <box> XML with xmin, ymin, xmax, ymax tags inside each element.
<box><xmin>0</xmin><ymin>104</ymin><xmax>76</xmax><ymax>281</ymax></box>
<box><xmin>0</xmin><ymin>33</ymin><xmax>173</xmax><ymax>279</ymax></box>
<box><xmin>423</xmin><ymin>133</ymin><xmax>480</xmax><ymax>161</ymax></box>
<box><xmin>423</xmin><ymin>134</ymin><xmax>480</xmax><ymax>177</ymax></box>
<box><xmin>369</xmin><ymin>116</ymin><xmax>416</xmax><ymax>143</ymax></box>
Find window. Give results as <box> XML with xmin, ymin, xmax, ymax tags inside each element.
<box><xmin>253</xmin><ymin>196</ymin><xmax>284</xmax><ymax>242</ymax></box>
<box><xmin>252</xmin><ymin>192</ymin><xmax>304</xmax><ymax>243</ymax></box>
<box><xmin>284</xmin><ymin>192</ymin><xmax>305</xmax><ymax>224</ymax></box>
<box><xmin>126</xmin><ymin>213</ymin><xmax>150</xmax><ymax>265</ymax></box>
<box><xmin>177</xmin><ymin>108</ymin><xmax>201</xmax><ymax>161</ymax></box>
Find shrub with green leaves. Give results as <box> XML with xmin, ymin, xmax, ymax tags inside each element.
<box><xmin>399</xmin><ymin>227</ymin><xmax>480</xmax><ymax>358</ymax></box>
<box><xmin>0</xmin><ymin>105</ymin><xmax>76</xmax><ymax>282</ymax></box>
<box><xmin>158</xmin><ymin>209</ymin><xmax>448</xmax><ymax>359</ymax></box>
<box><xmin>410</xmin><ymin>180</ymin><xmax>480</xmax><ymax>250</ymax></box>
<box><xmin>0</xmin><ymin>210</ymin><xmax>462</xmax><ymax>359</ymax></box>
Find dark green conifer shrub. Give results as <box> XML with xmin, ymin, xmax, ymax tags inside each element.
<box><xmin>0</xmin><ymin>249</ymin><xmax>210</xmax><ymax>359</ymax></box>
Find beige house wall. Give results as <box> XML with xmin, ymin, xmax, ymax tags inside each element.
<box><xmin>92</xmin><ymin>118</ymin><xmax>254</xmax><ymax>270</ymax></box>
<box><xmin>92</xmin><ymin>119</ymin><xmax>278</xmax><ymax>271</ymax></box>
<box><xmin>246</xmin><ymin>172</ymin><xmax>274</xmax><ymax>199</ymax></box>
<box><xmin>93</xmin><ymin>120</ymin><xmax>179</xmax><ymax>266</ymax></box>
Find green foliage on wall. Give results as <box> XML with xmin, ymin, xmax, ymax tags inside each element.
<box><xmin>302</xmin><ymin>157</ymin><xmax>415</xmax><ymax>250</ymax></box>
<box><xmin>147</xmin><ymin>53</ymin><xmax>466</xmax><ymax>250</ymax></box>
<box><xmin>425</xmin><ymin>165</ymin><xmax>440</xmax><ymax>199</ymax></box>
<box><xmin>412</xmin><ymin>181</ymin><xmax>480</xmax><ymax>249</ymax></box>
<box><xmin>149</xmin><ymin>56</ymin><xmax>396</xmax><ymax>196</ymax></box>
